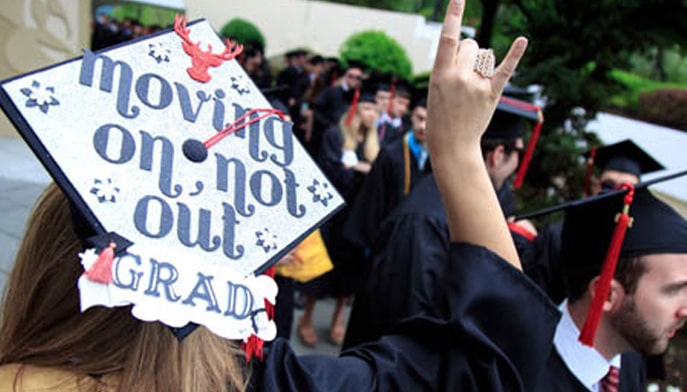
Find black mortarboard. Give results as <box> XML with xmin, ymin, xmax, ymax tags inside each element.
<box><xmin>412</xmin><ymin>87</ymin><xmax>428</xmax><ymax>109</ymax></box>
<box><xmin>585</xmin><ymin>139</ymin><xmax>665</xmax><ymax>178</ymax></box>
<box><xmin>0</xmin><ymin>17</ymin><xmax>344</xmax><ymax>348</ymax></box>
<box><xmin>358</xmin><ymin>91</ymin><xmax>376</xmax><ymax>104</ymax></box>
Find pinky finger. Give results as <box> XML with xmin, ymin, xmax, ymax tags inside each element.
<box><xmin>491</xmin><ymin>37</ymin><xmax>529</xmax><ymax>95</ymax></box>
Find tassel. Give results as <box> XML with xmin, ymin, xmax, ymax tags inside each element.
<box><xmin>345</xmin><ymin>87</ymin><xmax>360</xmax><ymax>127</ymax></box>
<box><xmin>579</xmin><ymin>184</ymin><xmax>635</xmax><ymax>346</ymax></box>
<box><xmin>584</xmin><ymin>146</ymin><xmax>597</xmax><ymax>196</ymax></box>
<box><xmin>241</xmin><ymin>334</ymin><xmax>265</xmax><ymax>362</ymax></box>
<box><xmin>513</xmin><ymin>118</ymin><xmax>543</xmax><ymax>189</ymax></box>
<box><xmin>85</xmin><ymin>242</ymin><xmax>116</xmax><ymax>284</ymax></box>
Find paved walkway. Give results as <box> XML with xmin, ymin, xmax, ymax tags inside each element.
<box><xmin>0</xmin><ymin>136</ymin><xmax>346</xmax><ymax>356</ymax></box>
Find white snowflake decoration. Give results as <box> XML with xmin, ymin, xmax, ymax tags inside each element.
<box><xmin>90</xmin><ymin>178</ymin><xmax>120</xmax><ymax>203</ymax></box>
<box><xmin>230</xmin><ymin>75</ymin><xmax>251</xmax><ymax>96</ymax></box>
<box><xmin>148</xmin><ymin>42</ymin><xmax>171</xmax><ymax>63</ymax></box>
<box><xmin>20</xmin><ymin>80</ymin><xmax>59</xmax><ymax>113</ymax></box>
<box><xmin>255</xmin><ymin>228</ymin><xmax>278</xmax><ymax>253</ymax></box>
<box><xmin>306</xmin><ymin>179</ymin><xmax>334</xmax><ymax>207</ymax></box>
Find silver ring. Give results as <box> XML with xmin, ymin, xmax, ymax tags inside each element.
<box><xmin>474</xmin><ymin>49</ymin><xmax>495</xmax><ymax>78</ymax></box>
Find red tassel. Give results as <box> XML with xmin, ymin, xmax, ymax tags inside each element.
<box><xmin>241</xmin><ymin>334</ymin><xmax>265</xmax><ymax>362</ymax></box>
<box><xmin>345</xmin><ymin>87</ymin><xmax>360</xmax><ymax>127</ymax></box>
<box><xmin>579</xmin><ymin>184</ymin><xmax>635</xmax><ymax>346</ymax></box>
<box><xmin>584</xmin><ymin>146</ymin><xmax>597</xmax><ymax>197</ymax></box>
<box><xmin>513</xmin><ymin>119</ymin><xmax>543</xmax><ymax>189</ymax></box>
<box><xmin>85</xmin><ymin>242</ymin><xmax>116</xmax><ymax>284</ymax></box>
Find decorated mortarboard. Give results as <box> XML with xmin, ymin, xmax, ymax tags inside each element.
<box><xmin>517</xmin><ymin>169</ymin><xmax>687</xmax><ymax>346</ymax></box>
<box><xmin>482</xmin><ymin>95</ymin><xmax>544</xmax><ymax>189</ymax></box>
<box><xmin>0</xmin><ymin>16</ymin><xmax>344</xmax><ymax>353</ymax></box>
<box><xmin>584</xmin><ymin>139</ymin><xmax>665</xmax><ymax>178</ymax></box>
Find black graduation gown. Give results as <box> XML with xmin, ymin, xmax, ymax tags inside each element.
<box><xmin>252</xmin><ymin>242</ymin><xmax>561</xmax><ymax>392</ymax></box>
<box><xmin>534</xmin><ymin>349</ymin><xmax>646</xmax><ymax>392</ymax></box>
<box><xmin>344</xmin><ymin>174</ymin><xmax>544</xmax><ymax>350</ymax></box>
<box><xmin>524</xmin><ymin>221</ymin><xmax>566</xmax><ymax>305</ymax></box>
<box><xmin>313</xmin><ymin>86</ymin><xmax>353</xmax><ymax>134</ymax></box>
<box><xmin>378</xmin><ymin>121</ymin><xmax>405</xmax><ymax>148</ymax></box>
<box><xmin>343</xmin><ymin>135</ymin><xmax>430</xmax><ymax>249</ymax></box>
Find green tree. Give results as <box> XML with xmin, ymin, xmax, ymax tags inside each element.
<box><xmin>339</xmin><ymin>31</ymin><xmax>413</xmax><ymax>80</ymax></box>
<box><xmin>219</xmin><ymin>18</ymin><xmax>266</xmax><ymax>49</ymax></box>
<box><xmin>479</xmin><ymin>0</ymin><xmax>687</xmax><ymax>207</ymax></box>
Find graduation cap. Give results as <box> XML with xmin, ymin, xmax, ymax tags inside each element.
<box><xmin>0</xmin><ymin>17</ymin><xmax>344</xmax><ymax>349</ymax></box>
<box><xmin>583</xmin><ymin>139</ymin><xmax>665</xmax><ymax>194</ymax></box>
<box><xmin>518</xmin><ymin>169</ymin><xmax>687</xmax><ymax>346</ymax></box>
<box><xmin>483</xmin><ymin>96</ymin><xmax>543</xmax><ymax>188</ymax></box>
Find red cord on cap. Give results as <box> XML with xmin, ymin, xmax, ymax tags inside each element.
<box><xmin>204</xmin><ymin>108</ymin><xmax>285</xmax><ymax>150</ymax></box>
<box><xmin>345</xmin><ymin>87</ymin><xmax>360</xmax><ymax>127</ymax></box>
<box><xmin>578</xmin><ymin>183</ymin><xmax>635</xmax><ymax>346</ymax></box>
<box><xmin>503</xmin><ymin>96</ymin><xmax>544</xmax><ymax>189</ymax></box>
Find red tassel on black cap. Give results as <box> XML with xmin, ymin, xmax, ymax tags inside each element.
<box><xmin>345</xmin><ymin>87</ymin><xmax>360</xmax><ymax>127</ymax></box>
<box><xmin>511</xmin><ymin>96</ymin><xmax>544</xmax><ymax>188</ymax></box>
<box><xmin>579</xmin><ymin>183</ymin><xmax>635</xmax><ymax>346</ymax></box>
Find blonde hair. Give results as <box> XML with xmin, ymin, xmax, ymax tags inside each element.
<box><xmin>339</xmin><ymin>104</ymin><xmax>380</xmax><ymax>163</ymax></box>
<box><xmin>0</xmin><ymin>183</ymin><xmax>248</xmax><ymax>391</ymax></box>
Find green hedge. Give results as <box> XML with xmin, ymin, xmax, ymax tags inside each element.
<box><xmin>219</xmin><ymin>18</ymin><xmax>266</xmax><ymax>49</ymax></box>
<box><xmin>339</xmin><ymin>30</ymin><xmax>412</xmax><ymax>80</ymax></box>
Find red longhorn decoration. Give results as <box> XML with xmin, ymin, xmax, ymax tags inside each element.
<box><xmin>174</xmin><ymin>15</ymin><xmax>244</xmax><ymax>83</ymax></box>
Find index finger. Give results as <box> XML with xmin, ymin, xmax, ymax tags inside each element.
<box><xmin>434</xmin><ymin>0</ymin><xmax>466</xmax><ymax>72</ymax></box>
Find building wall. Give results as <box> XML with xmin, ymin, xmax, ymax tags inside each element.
<box><xmin>186</xmin><ymin>0</ymin><xmax>442</xmax><ymax>73</ymax></box>
<box><xmin>0</xmin><ymin>0</ymin><xmax>91</xmax><ymax>137</ymax></box>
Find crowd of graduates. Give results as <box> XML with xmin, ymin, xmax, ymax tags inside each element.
<box><xmin>2</xmin><ymin>4</ymin><xmax>684</xmax><ymax>390</ymax></box>
<box><xmin>231</xmin><ymin>37</ymin><xmax>687</xmax><ymax>390</ymax></box>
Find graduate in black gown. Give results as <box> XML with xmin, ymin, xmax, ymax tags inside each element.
<box><xmin>0</xmin><ymin>3</ymin><xmax>563</xmax><ymax>390</ymax></box>
<box><xmin>377</xmin><ymin>80</ymin><xmax>411</xmax><ymax>147</ymax></box>
<box><xmin>343</xmin><ymin>94</ymin><xmax>430</xmax><ymax>250</ymax></box>
<box><xmin>532</xmin><ymin>178</ymin><xmax>687</xmax><ymax>392</ymax></box>
<box><xmin>310</xmin><ymin>61</ymin><xmax>364</xmax><ymax>156</ymax></box>
<box><xmin>343</xmin><ymin>98</ymin><xmax>540</xmax><ymax>350</ymax></box>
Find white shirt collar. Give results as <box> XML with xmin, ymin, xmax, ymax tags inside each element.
<box><xmin>554</xmin><ymin>300</ymin><xmax>622</xmax><ymax>391</ymax></box>
<box><xmin>377</xmin><ymin>112</ymin><xmax>401</xmax><ymax>127</ymax></box>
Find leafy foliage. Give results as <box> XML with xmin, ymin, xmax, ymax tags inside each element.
<box><xmin>489</xmin><ymin>0</ymin><xmax>687</xmax><ymax>209</ymax></box>
<box><xmin>339</xmin><ymin>31</ymin><xmax>413</xmax><ymax>80</ymax></box>
<box><xmin>109</xmin><ymin>3</ymin><xmax>177</xmax><ymax>27</ymax></box>
<box><xmin>219</xmin><ymin>18</ymin><xmax>266</xmax><ymax>50</ymax></box>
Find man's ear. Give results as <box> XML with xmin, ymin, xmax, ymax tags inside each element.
<box><xmin>587</xmin><ymin>276</ymin><xmax>626</xmax><ymax>312</ymax></box>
